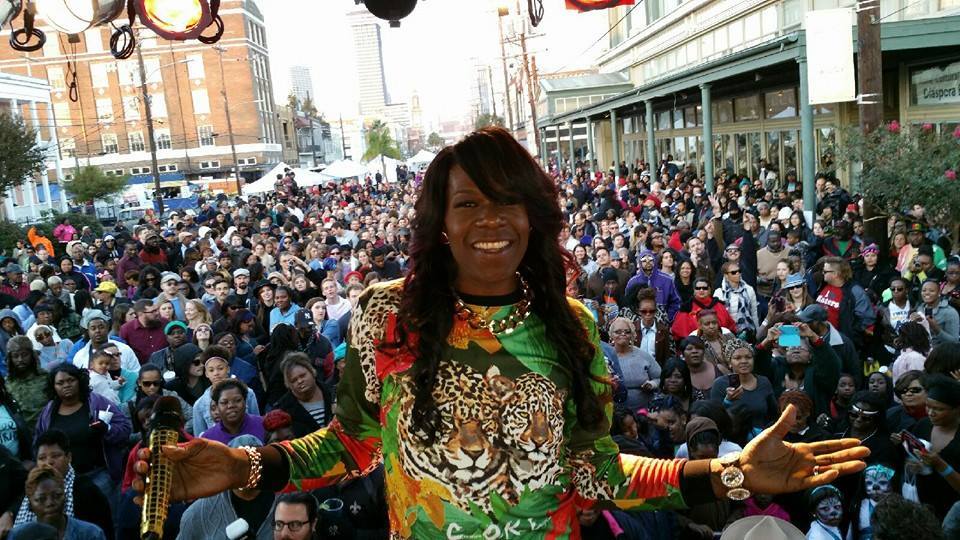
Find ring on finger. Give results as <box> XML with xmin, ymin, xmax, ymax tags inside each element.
<box><xmin>813</xmin><ymin>465</ymin><xmax>820</xmax><ymax>475</ymax></box>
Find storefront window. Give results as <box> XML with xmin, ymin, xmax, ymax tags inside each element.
<box><xmin>734</xmin><ymin>95</ymin><xmax>760</xmax><ymax>121</ymax></box>
<box><xmin>817</xmin><ymin>127</ymin><xmax>836</xmax><ymax>172</ymax></box>
<box><xmin>713</xmin><ymin>99</ymin><xmax>734</xmax><ymax>124</ymax></box>
<box><xmin>781</xmin><ymin>130</ymin><xmax>798</xmax><ymax>174</ymax></box>
<box><xmin>657</xmin><ymin>138</ymin><xmax>673</xmax><ymax>162</ymax></box>
<box><xmin>623</xmin><ymin>117</ymin><xmax>634</xmax><ymax>134</ymax></box>
<box><xmin>736</xmin><ymin>133</ymin><xmax>748</xmax><ymax>174</ymax></box>
<box><xmin>674</xmin><ymin>136</ymin><xmax>687</xmax><ymax>162</ymax></box>
<box><xmin>688</xmin><ymin>136</ymin><xmax>700</xmax><ymax>171</ymax></box>
<box><xmin>765</xmin><ymin>89</ymin><xmax>798</xmax><ymax>119</ymax></box>
<box><xmin>766</xmin><ymin>131</ymin><xmax>781</xmax><ymax>170</ymax></box>
<box><xmin>722</xmin><ymin>133</ymin><xmax>735</xmax><ymax>174</ymax></box>
<box><xmin>673</xmin><ymin>109</ymin><xmax>685</xmax><ymax>129</ymax></box>
<box><xmin>657</xmin><ymin>111</ymin><xmax>671</xmax><ymax>130</ymax></box>
<box><xmin>685</xmin><ymin>106</ymin><xmax>698</xmax><ymax>128</ymax></box>
<box><xmin>813</xmin><ymin>103</ymin><xmax>835</xmax><ymax>115</ymax></box>
<box><xmin>749</xmin><ymin>132</ymin><xmax>762</xmax><ymax>174</ymax></box>
<box><xmin>909</xmin><ymin>60</ymin><xmax>960</xmax><ymax>106</ymax></box>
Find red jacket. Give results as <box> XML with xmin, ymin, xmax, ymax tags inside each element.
<box><xmin>670</xmin><ymin>297</ymin><xmax>737</xmax><ymax>341</ymax></box>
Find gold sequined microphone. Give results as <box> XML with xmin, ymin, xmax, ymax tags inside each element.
<box><xmin>140</xmin><ymin>396</ymin><xmax>183</xmax><ymax>540</ymax></box>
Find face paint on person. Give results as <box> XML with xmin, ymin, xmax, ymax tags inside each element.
<box><xmin>814</xmin><ymin>495</ymin><xmax>843</xmax><ymax>528</ymax></box>
<box><xmin>864</xmin><ymin>465</ymin><xmax>894</xmax><ymax>502</ymax></box>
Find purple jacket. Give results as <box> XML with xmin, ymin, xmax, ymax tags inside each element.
<box><xmin>624</xmin><ymin>269</ymin><xmax>682</xmax><ymax>322</ymax></box>
<box><xmin>34</xmin><ymin>392</ymin><xmax>132</xmax><ymax>482</ymax></box>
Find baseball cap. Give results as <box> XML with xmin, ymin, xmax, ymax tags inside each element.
<box><xmin>233</xmin><ymin>268</ymin><xmax>250</xmax><ymax>278</ymax></box>
<box><xmin>160</xmin><ymin>272</ymin><xmax>180</xmax><ymax>284</ymax></box>
<box><xmin>94</xmin><ymin>281</ymin><xmax>119</xmax><ymax>295</ymax></box>
<box><xmin>164</xmin><ymin>320</ymin><xmax>188</xmax><ymax>334</ymax></box>
<box><xmin>796</xmin><ymin>304</ymin><xmax>828</xmax><ymax>323</ymax></box>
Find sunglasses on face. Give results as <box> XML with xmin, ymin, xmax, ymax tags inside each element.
<box><xmin>610</xmin><ymin>329</ymin><xmax>632</xmax><ymax>336</ymax></box>
<box><xmin>694</xmin><ymin>286</ymin><xmax>710</xmax><ymax>291</ymax></box>
<box><xmin>898</xmin><ymin>386</ymin><xmax>924</xmax><ymax>395</ymax></box>
<box><xmin>890</xmin><ymin>287</ymin><xmax>905</xmax><ymax>292</ymax></box>
<box><xmin>638</xmin><ymin>309</ymin><xmax>657</xmax><ymax>315</ymax></box>
<box><xmin>140</xmin><ymin>380</ymin><xmax>161</xmax><ymax>387</ymax></box>
<box><xmin>36</xmin><ymin>333</ymin><xmax>51</xmax><ymax>339</ymax></box>
<box><xmin>191</xmin><ymin>359</ymin><xmax>203</xmax><ymax>366</ymax></box>
<box><xmin>848</xmin><ymin>404</ymin><xmax>879</xmax><ymax>419</ymax></box>
<box><xmin>727</xmin><ymin>269</ymin><xmax>741</xmax><ymax>275</ymax></box>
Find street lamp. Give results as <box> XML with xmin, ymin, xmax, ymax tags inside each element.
<box><xmin>35</xmin><ymin>0</ymin><xmax>124</xmax><ymax>34</ymax></box>
<box><xmin>136</xmin><ymin>0</ymin><xmax>211</xmax><ymax>40</ymax></box>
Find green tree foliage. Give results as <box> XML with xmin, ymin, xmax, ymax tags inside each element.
<box><xmin>0</xmin><ymin>112</ymin><xmax>47</xmax><ymax>194</ymax></box>
<box><xmin>837</xmin><ymin>122</ymin><xmax>960</xmax><ymax>229</ymax></box>
<box><xmin>64</xmin><ymin>166</ymin><xmax>129</xmax><ymax>204</ymax></box>
<box><xmin>363</xmin><ymin>120</ymin><xmax>402</xmax><ymax>162</ymax></box>
<box><xmin>474</xmin><ymin>113</ymin><xmax>505</xmax><ymax>130</ymax></box>
<box><xmin>427</xmin><ymin>132</ymin><xmax>444</xmax><ymax>150</ymax></box>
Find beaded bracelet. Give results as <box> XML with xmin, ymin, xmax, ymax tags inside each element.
<box><xmin>238</xmin><ymin>446</ymin><xmax>262</xmax><ymax>491</ymax></box>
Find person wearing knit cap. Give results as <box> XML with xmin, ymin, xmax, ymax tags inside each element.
<box><xmin>625</xmin><ymin>249</ymin><xmax>682</xmax><ymax>321</ymax></box>
<box><xmin>262</xmin><ymin>409</ymin><xmax>294</xmax><ymax>443</ymax></box>
<box><xmin>147</xmin><ymin>321</ymin><xmax>191</xmax><ymax>372</ymax></box>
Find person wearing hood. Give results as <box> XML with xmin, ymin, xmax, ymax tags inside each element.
<box><xmin>0</xmin><ymin>309</ymin><xmax>24</xmax><ymax>365</ymax></box>
<box><xmin>56</xmin><ymin>256</ymin><xmax>90</xmax><ymax>291</ymax></box>
<box><xmin>625</xmin><ymin>249</ymin><xmax>682</xmax><ymax>322</ymax></box>
<box><xmin>66</xmin><ymin>242</ymin><xmax>98</xmax><ymax>289</ymax></box>
<box><xmin>166</xmin><ymin>342</ymin><xmax>207</xmax><ymax>406</ymax></box>
<box><xmin>138</xmin><ymin>231</ymin><xmax>168</xmax><ymax>268</ymax></box>
<box><xmin>0</xmin><ymin>264</ymin><xmax>29</xmax><ymax>302</ymax></box>
<box><xmin>28</xmin><ymin>323</ymin><xmax>73</xmax><ymax>370</ymax></box>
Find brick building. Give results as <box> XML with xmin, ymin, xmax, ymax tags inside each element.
<box><xmin>0</xmin><ymin>0</ymin><xmax>282</xmax><ymax>188</ymax></box>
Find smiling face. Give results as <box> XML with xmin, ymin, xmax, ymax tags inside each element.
<box><xmin>444</xmin><ymin>165</ymin><xmax>530</xmax><ymax>296</ymax></box>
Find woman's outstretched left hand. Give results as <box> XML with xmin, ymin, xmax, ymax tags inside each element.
<box><xmin>721</xmin><ymin>404</ymin><xmax>870</xmax><ymax>495</ymax></box>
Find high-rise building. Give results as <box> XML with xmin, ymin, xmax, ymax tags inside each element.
<box><xmin>349</xmin><ymin>8</ymin><xmax>389</xmax><ymax>119</ymax></box>
<box><xmin>0</xmin><ymin>0</ymin><xmax>282</xmax><ymax>187</ymax></box>
<box><xmin>289</xmin><ymin>65</ymin><xmax>315</xmax><ymax>104</ymax></box>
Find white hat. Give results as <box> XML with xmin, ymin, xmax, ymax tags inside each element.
<box><xmin>198</xmin><ymin>226</ymin><xmax>212</xmax><ymax>238</ymax></box>
<box><xmin>720</xmin><ymin>516</ymin><xmax>804</xmax><ymax>540</ymax></box>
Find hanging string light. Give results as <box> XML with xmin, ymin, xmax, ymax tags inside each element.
<box><xmin>6</xmin><ymin>0</ymin><xmax>46</xmax><ymax>52</ymax></box>
<box><xmin>34</xmin><ymin>0</ymin><xmax>125</xmax><ymax>34</ymax></box>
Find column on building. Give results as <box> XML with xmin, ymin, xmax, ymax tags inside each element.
<box><xmin>45</xmin><ymin>102</ymin><xmax>67</xmax><ymax>212</ymax></box>
<box><xmin>701</xmin><ymin>84</ymin><xmax>714</xmax><ymax>192</ymax></box>
<box><xmin>798</xmin><ymin>56</ymin><xmax>816</xmax><ymax>219</ymax></box>
<box><xmin>586</xmin><ymin>116</ymin><xmax>595</xmax><ymax>176</ymax></box>
<box><xmin>539</xmin><ymin>128</ymin><xmax>547</xmax><ymax>166</ymax></box>
<box><xmin>30</xmin><ymin>101</ymin><xmax>54</xmax><ymax>211</ymax></box>
<box><xmin>610</xmin><ymin>109</ymin><xmax>620</xmax><ymax>177</ymax></box>
<box><xmin>567</xmin><ymin>121</ymin><xmax>574</xmax><ymax>166</ymax></box>
<box><xmin>645</xmin><ymin>100</ymin><xmax>655</xmax><ymax>171</ymax></box>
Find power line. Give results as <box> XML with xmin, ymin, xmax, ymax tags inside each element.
<box><xmin>543</xmin><ymin>0</ymin><xmax>645</xmax><ymax>76</ymax></box>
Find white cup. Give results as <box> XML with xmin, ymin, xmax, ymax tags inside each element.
<box><xmin>98</xmin><ymin>409</ymin><xmax>113</xmax><ymax>424</ymax></box>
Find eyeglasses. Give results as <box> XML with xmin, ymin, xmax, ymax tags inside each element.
<box><xmin>890</xmin><ymin>287</ymin><xmax>905</xmax><ymax>292</ymax></box>
<box><xmin>638</xmin><ymin>309</ymin><xmax>657</xmax><ymax>315</ymax></box>
<box><xmin>36</xmin><ymin>333</ymin><xmax>52</xmax><ymax>340</ymax></box>
<box><xmin>898</xmin><ymin>386</ymin><xmax>924</xmax><ymax>395</ymax></box>
<box><xmin>848</xmin><ymin>404</ymin><xmax>880</xmax><ymax>419</ymax></box>
<box><xmin>273</xmin><ymin>520</ymin><xmax>310</xmax><ymax>532</ymax></box>
<box><xmin>610</xmin><ymin>329</ymin><xmax>632</xmax><ymax>336</ymax></box>
<box><xmin>694</xmin><ymin>286</ymin><xmax>710</xmax><ymax>291</ymax></box>
<box><xmin>191</xmin><ymin>359</ymin><xmax>203</xmax><ymax>366</ymax></box>
<box><xmin>727</xmin><ymin>269</ymin><xmax>741</xmax><ymax>275</ymax></box>
<box><xmin>140</xmin><ymin>380</ymin><xmax>161</xmax><ymax>387</ymax></box>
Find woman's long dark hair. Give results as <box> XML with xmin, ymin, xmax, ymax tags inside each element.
<box><xmin>397</xmin><ymin>126</ymin><xmax>604</xmax><ymax>444</ymax></box>
<box><xmin>45</xmin><ymin>363</ymin><xmax>91</xmax><ymax>402</ymax></box>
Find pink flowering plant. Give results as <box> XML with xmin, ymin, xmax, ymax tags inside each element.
<box><xmin>839</xmin><ymin>122</ymin><xmax>960</xmax><ymax>228</ymax></box>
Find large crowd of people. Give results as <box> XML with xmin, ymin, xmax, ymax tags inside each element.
<box><xmin>0</xmin><ymin>149</ymin><xmax>957</xmax><ymax>539</ymax></box>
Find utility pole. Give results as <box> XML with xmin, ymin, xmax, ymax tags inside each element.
<box><xmin>214</xmin><ymin>45</ymin><xmax>242</xmax><ymax>194</ymax></box>
<box><xmin>137</xmin><ymin>44</ymin><xmax>164</xmax><ymax>215</ymax></box>
<box><xmin>520</xmin><ymin>31</ymin><xmax>541</xmax><ymax>154</ymax></box>
<box><xmin>497</xmin><ymin>7</ymin><xmax>515</xmax><ymax>132</ymax></box>
<box><xmin>857</xmin><ymin>0</ymin><xmax>885</xmax><ymax>246</ymax></box>
<box><xmin>339</xmin><ymin>114</ymin><xmax>346</xmax><ymax>159</ymax></box>
<box><xmin>488</xmin><ymin>65</ymin><xmax>497</xmax><ymax>118</ymax></box>
<box><xmin>169</xmin><ymin>43</ymin><xmax>193</xmax><ymax>174</ymax></box>
<box><xmin>307</xmin><ymin>92</ymin><xmax>318</xmax><ymax>167</ymax></box>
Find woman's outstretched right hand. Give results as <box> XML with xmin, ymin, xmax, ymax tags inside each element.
<box><xmin>131</xmin><ymin>438</ymin><xmax>249</xmax><ymax>504</ymax></box>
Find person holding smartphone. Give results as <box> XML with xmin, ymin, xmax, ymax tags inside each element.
<box><xmin>709</xmin><ymin>339</ymin><xmax>779</xmax><ymax>436</ymax></box>
<box><xmin>912</xmin><ymin>279</ymin><xmax>959</xmax><ymax>347</ymax></box>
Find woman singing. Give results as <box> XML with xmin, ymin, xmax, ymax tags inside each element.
<box><xmin>133</xmin><ymin>127</ymin><xmax>868</xmax><ymax>538</ymax></box>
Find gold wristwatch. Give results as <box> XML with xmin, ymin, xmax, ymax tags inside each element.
<box><xmin>718</xmin><ymin>452</ymin><xmax>751</xmax><ymax>501</ymax></box>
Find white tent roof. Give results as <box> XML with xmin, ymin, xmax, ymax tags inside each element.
<box><xmin>322</xmin><ymin>159</ymin><xmax>370</xmax><ymax>180</ymax></box>
<box><xmin>290</xmin><ymin>168</ymin><xmax>336</xmax><ymax>187</ymax></box>
<box><xmin>409</xmin><ymin>149</ymin><xmax>437</xmax><ymax>167</ymax></box>
<box><xmin>366</xmin><ymin>155</ymin><xmax>405</xmax><ymax>183</ymax></box>
<box><xmin>243</xmin><ymin>162</ymin><xmax>289</xmax><ymax>194</ymax></box>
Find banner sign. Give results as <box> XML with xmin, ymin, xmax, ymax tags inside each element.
<box><xmin>805</xmin><ymin>8</ymin><xmax>856</xmax><ymax>105</ymax></box>
<box><xmin>911</xmin><ymin>61</ymin><xmax>960</xmax><ymax>105</ymax></box>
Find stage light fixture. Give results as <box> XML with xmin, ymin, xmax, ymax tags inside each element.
<box><xmin>136</xmin><ymin>0</ymin><xmax>212</xmax><ymax>40</ymax></box>
<box><xmin>363</xmin><ymin>0</ymin><xmax>417</xmax><ymax>27</ymax></box>
<box><xmin>34</xmin><ymin>0</ymin><xmax>124</xmax><ymax>34</ymax></box>
<box><xmin>0</xmin><ymin>0</ymin><xmax>20</xmax><ymax>27</ymax></box>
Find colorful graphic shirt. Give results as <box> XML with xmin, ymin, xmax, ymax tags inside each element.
<box><xmin>275</xmin><ymin>280</ymin><xmax>693</xmax><ymax>538</ymax></box>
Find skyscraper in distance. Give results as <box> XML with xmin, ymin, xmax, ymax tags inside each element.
<box><xmin>289</xmin><ymin>65</ymin><xmax>315</xmax><ymax>104</ymax></box>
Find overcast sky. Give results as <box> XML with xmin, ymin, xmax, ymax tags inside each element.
<box><xmin>262</xmin><ymin>0</ymin><xmax>608</xmax><ymax>125</ymax></box>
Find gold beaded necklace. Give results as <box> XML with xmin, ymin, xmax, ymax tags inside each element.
<box><xmin>453</xmin><ymin>273</ymin><xmax>533</xmax><ymax>335</ymax></box>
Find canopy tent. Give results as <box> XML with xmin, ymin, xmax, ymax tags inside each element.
<box><xmin>322</xmin><ymin>159</ymin><xmax>371</xmax><ymax>180</ymax></box>
<box><xmin>290</xmin><ymin>168</ymin><xmax>337</xmax><ymax>187</ymax></box>
<box><xmin>408</xmin><ymin>149</ymin><xmax>437</xmax><ymax>168</ymax></box>
<box><xmin>366</xmin><ymin>155</ymin><xmax>405</xmax><ymax>183</ymax></box>
<box><xmin>242</xmin><ymin>162</ymin><xmax>289</xmax><ymax>194</ymax></box>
